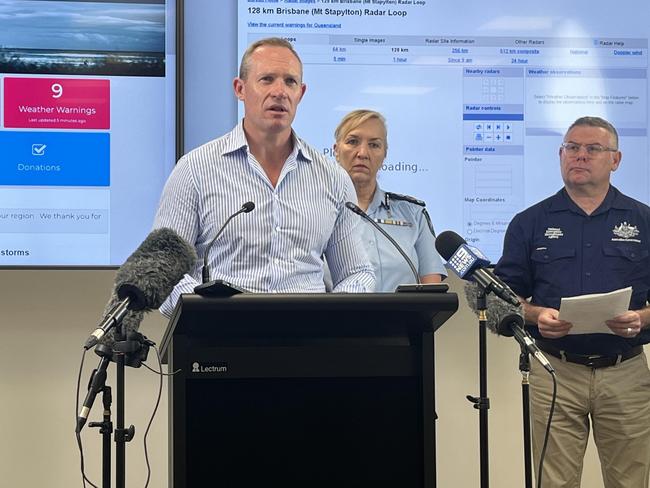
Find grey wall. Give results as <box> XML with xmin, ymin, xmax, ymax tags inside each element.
<box><xmin>0</xmin><ymin>271</ymin><xmax>611</xmax><ymax>487</ymax></box>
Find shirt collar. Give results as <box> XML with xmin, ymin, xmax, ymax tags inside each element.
<box><xmin>366</xmin><ymin>186</ymin><xmax>386</xmax><ymax>216</ymax></box>
<box><xmin>548</xmin><ymin>185</ymin><xmax>632</xmax><ymax>215</ymax></box>
<box><xmin>222</xmin><ymin>120</ymin><xmax>248</xmax><ymax>155</ymax></box>
<box><xmin>222</xmin><ymin>120</ymin><xmax>312</xmax><ymax>164</ymax></box>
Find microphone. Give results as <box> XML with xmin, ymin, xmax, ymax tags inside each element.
<box><xmin>465</xmin><ymin>282</ymin><xmax>555</xmax><ymax>373</ymax></box>
<box><xmin>84</xmin><ymin>227</ymin><xmax>197</xmax><ymax>349</ymax></box>
<box><xmin>498</xmin><ymin>313</ymin><xmax>555</xmax><ymax>374</ymax></box>
<box><xmin>194</xmin><ymin>202</ymin><xmax>255</xmax><ymax>293</ymax></box>
<box><xmin>435</xmin><ymin>230</ymin><xmax>520</xmax><ymax>306</ymax></box>
<box><xmin>345</xmin><ymin>201</ymin><xmax>420</xmax><ymax>284</ymax></box>
<box><xmin>76</xmin><ymin>355</ymin><xmax>110</xmax><ymax>433</ymax></box>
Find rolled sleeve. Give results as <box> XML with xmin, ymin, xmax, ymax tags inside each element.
<box><xmin>158</xmin><ymin>273</ymin><xmax>200</xmax><ymax>318</ymax></box>
<box><xmin>325</xmin><ymin>172</ymin><xmax>375</xmax><ymax>293</ymax></box>
<box><xmin>153</xmin><ymin>157</ymin><xmax>202</xmax><ymax>315</ymax></box>
<box><xmin>153</xmin><ymin>157</ymin><xmax>200</xmax><ymax>243</ymax></box>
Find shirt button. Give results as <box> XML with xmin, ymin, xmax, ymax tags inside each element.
<box><xmin>585</xmin><ymin>243</ymin><xmax>592</xmax><ymax>248</ymax></box>
<box><xmin>275</xmin><ymin>226</ymin><xmax>281</xmax><ymax>232</ymax></box>
<box><xmin>585</xmin><ymin>272</ymin><xmax>591</xmax><ymax>277</ymax></box>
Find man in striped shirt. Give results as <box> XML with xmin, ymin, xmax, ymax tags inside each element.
<box><xmin>154</xmin><ymin>37</ymin><xmax>375</xmax><ymax>315</ymax></box>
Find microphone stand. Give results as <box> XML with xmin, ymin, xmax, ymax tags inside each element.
<box><xmin>80</xmin><ymin>325</ymin><xmax>151</xmax><ymax>488</ymax></box>
<box><xmin>466</xmin><ymin>287</ymin><xmax>490</xmax><ymax>488</ymax></box>
<box><xmin>115</xmin><ymin>321</ymin><xmax>127</xmax><ymax>488</ymax></box>
<box><xmin>519</xmin><ymin>348</ymin><xmax>533</xmax><ymax>488</ymax></box>
<box><xmin>88</xmin><ymin>384</ymin><xmax>113</xmax><ymax>488</ymax></box>
<box><xmin>113</xmin><ymin>321</ymin><xmax>135</xmax><ymax>488</ymax></box>
<box><xmin>345</xmin><ymin>201</ymin><xmax>420</xmax><ymax>283</ymax></box>
<box><xmin>86</xmin><ymin>352</ymin><xmax>113</xmax><ymax>488</ymax></box>
<box><xmin>195</xmin><ymin>202</ymin><xmax>255</xmax><ymax>296</ymax></box>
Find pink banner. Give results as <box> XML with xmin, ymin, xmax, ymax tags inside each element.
<box><xmin>4</xmin><ymin>77</ymin><xmax>110</xmax><ymax>129</ymax></box>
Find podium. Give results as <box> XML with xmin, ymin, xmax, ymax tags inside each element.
<box><xmin>160</xmin><ymin>292</ymin><xmax>458</xmax><ymax>488</ymax></box>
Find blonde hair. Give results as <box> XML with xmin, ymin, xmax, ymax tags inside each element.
<box><xmin>239</xmin><ymin>37</ymin><xmax>303</xmax><ymax>80</ymax></box>
<box><xmin>334</xmin><ymin>109</ymin><xmax>388</xmax><ymax>150</ymax></box>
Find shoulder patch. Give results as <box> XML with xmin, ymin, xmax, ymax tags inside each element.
<box><xmin>386</xmin><ymin>191</ymin><xmax>426</xmax><ymax>207</ymax></box>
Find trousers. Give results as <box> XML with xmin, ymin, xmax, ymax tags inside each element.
<box><xmin>530</xmin><ymin>350</ymin><xmax>650</xmax><ymax>488</ymax></box>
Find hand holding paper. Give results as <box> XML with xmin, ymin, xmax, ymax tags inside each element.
<box><xmin>558</xmin><ymin>287</ymin><xmax>633</xmax><ymax>335</ymax></box>
<box><xmin>605</xmin><ymin>310</ymin><xmax>644</xmax><ymax>337</ymax></box>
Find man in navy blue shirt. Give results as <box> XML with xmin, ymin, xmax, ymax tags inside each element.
<box><xmin>495</xmin><ymin>117</ymin><xmax>650</xmax><ymax>488</ymax></box>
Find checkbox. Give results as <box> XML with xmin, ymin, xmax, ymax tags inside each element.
<box><xmin>32</xmin><ymin>144</ymin><xmax>47</xmax><ymax>156</ymax></box>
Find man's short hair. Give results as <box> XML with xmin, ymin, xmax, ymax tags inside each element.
<box><xmin>239</xmin><ymin>37</ymin><xmax>303</xmax><ymax>80</ymax></box>
<box><xmin>566</xmin><ymin>116</ymin><xmax>619</xmax><ymax>149</ymax></box>
<box><xmin>334</xmin><ymin>109</ymin><xmax>388</xmax><ymax>152</ymax></box>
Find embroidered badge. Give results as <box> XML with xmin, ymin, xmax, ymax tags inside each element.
<box><xmin>544</xmin><ymin>227</ymin><xmax>563</xmax><ymax>239</ymax></box>
<box><xmin>612</xmin><ymin>221</ymin><xmax>641</xmax><ymax>242</ymax></box>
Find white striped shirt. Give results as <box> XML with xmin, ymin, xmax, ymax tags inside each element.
<box><xmin>154</xmin><ymin>121</ymin><xmax>375</xmax><ymax>316</ymax></box>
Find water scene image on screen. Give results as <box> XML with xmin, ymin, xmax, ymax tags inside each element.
<box><xmin>0</xmin><ymin>0</ymin><xmax>166</xmax><ymax>77</ymax></box>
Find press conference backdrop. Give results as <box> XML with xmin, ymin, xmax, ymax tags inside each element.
<box><xmin>0</xmin><ymin>0</ymin><xmax>178</xmax><ymax>266</ymax></box>
<box><xmin>5</xmin><ymin>0</ymin><xmax>645</xmax><ymax>266</ymax></box>
<box><xmin>187</xmin><ymin>0</ymin><xmax>649</xmax><ymax>262</ymax></box>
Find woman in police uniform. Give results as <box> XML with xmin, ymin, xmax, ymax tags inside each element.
<box><xmin>333</xmin><ymin>109</ymin><xmax>446</xmax><ymax>291</ymax></box>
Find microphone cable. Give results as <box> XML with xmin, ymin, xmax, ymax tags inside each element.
<box><xmin>139</xmin><ymin>346</ymin><xmax>182</xmax><ymax>488</ymax></box>
<box><xmin>75</xmin><ymin>349</ymin><xmax>100</xmax><ymax>488</ymax></box>
<box><xmin>536</xmin><ymin>371</ymin><xmax>557</xmax><ymax>488</ymax></box>
<box><xmin>345</xmin><ymin>201</ymin><xmax>420</xmax><ymax>284</ymax></box>
<box><xmin>75</xmin><ymin>344</ymin><xmax>182</xmax><ymax>488</ymax></box>
<box><xmin>465</xmin><ymin>281</ymin><xmax>558</xmax><ymax>487</ymax></box>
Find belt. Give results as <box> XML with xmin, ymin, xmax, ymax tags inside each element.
<box><xmin>536</xmin><ymin>343</ymin><xmax>643</xmax><ymax>369</ymax></box>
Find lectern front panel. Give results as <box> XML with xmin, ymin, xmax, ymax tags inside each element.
<box><xmin>186</xmin><ymin>376</ymin><xmax>422</xmax><ymax>487</ymax></box>
<box><xmin>163</xmin><ymin>294</ymin><xmax>457</xmax><ymax>488</ymax></box>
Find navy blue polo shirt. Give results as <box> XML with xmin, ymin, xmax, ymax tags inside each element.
<box><xmin>495</xmin><ymin>186</ymin><xmax>650</xmax><ymax>354</ymax></box>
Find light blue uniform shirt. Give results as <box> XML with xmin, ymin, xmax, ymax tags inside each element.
<box><xmin>360</xmin><ymin>188</ymin><xmax>446</xmax><ymax>292</ymax></box>
<box><xmin>153</xmin><ymin>121</ymin><xmax>375</xmax><ymax>316</ymax></box>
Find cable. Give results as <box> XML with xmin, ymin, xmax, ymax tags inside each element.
<box><xmin>141</xmin><ymin>347</ymin><xmax>163</xmax><ymax>488</ymax></box>
<box><xmin>141</xmin><ymin>346</ymin><xmax>182</xmax><ymax>488</ymax></box>
<box><xmin>75</xmin><ymin>349</ymin><xmax>99</xmax><ymax>488</ymax></box>
<box><xmin>141</xmin><ymin>362</ymin><xmax>182</xmax><ymax>377</ymax></box>
<box><xmin>76</xmin><ymin>342</ymin><xmax>182</xmax><ymax>488</ymax></box>
<box><xmin>536</xmin><ymin>371</ymin><xmax>557</xmax><ymax>488</ymax></box>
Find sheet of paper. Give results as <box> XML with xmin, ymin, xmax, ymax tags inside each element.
<box><xmin>558</xmin><ymin>287</ymin><xmax>633</xmax><ymax>334</ymax></box>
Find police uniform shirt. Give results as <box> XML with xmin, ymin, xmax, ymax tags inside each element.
<box><xmin>495</xmin><ymin>186</ymin><xmax>650</xmax><ymax>354</ymax></box>
<box><xmin>361</xmin><ymin>187</ymin><xmax>446</xmax><ymax>292</ymax></box>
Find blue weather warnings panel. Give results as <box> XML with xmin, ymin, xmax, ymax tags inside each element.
<box><xmin>0</xmin><ymin>131</ymin><xmax>110</xmax><ymax>186</ymax></box>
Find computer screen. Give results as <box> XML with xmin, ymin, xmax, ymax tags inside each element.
<box><xmin>0</xmin><ymin>0</ymin><xmax>177</xmax><ymax>266</ymax></box>
<box><xmin>220</xmin><ymin>0</ymin><xmax>648</xmax><ymax>261</ymax></box>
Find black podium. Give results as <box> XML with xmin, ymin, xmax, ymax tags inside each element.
<box><xmin>160</xmin><ymin>292</ymin><xmax>458</xmax><ymax>488</ymax></box>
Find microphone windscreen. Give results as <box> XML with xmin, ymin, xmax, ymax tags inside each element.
<box><xmin>115</xmin><ymin>228</ymin><xmax>197</xmax><ymax>310</ymax></box>
<box><xmin>100</xmin><ymin>292</ymin><xmax>145</xmax><ymax>344</ymax></box>
<box><xmin>435</xmin><ymin>230</ymin><xmax>466</xmax><ymax>261</ymax></box>
<box><xmin>496</xmin><ymin>313</ymin><xmax>524</xmax><ymax>337</ymax></box>
<box><xmin>463</xmin><ymin>281</ymin><xmax>523</xmax><ymax>336</ymax></box>
<box><xmin>242</xmin><ymin>201</ymin><xmax>255</xmax><ymax>213</ymax></box>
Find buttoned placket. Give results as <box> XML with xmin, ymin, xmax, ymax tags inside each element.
<box><xmin>267</xmin><ymin>154</ymin><xmax>298</xmax><ymax>292</ymax></box>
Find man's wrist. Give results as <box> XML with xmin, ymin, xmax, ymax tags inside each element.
<box><xmin>636</xmin><ymin>307</ymin><xmax>650</xmax><ymax>329</ymax></box>
<box><xmin>522</xmin><ymin>301</ymin><xmax>543</xmax><ymax>325</ymax></box>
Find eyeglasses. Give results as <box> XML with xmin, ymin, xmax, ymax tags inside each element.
<box><xmin>561</xmin><ymin>142</ymin><xmax>618</xmax><ymax>156</ymax></box>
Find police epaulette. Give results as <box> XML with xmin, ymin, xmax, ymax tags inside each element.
<box><xmin>386</xmin><ymin>191</ymin><xmax>426</xmax><ymax>207</ymax></box>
